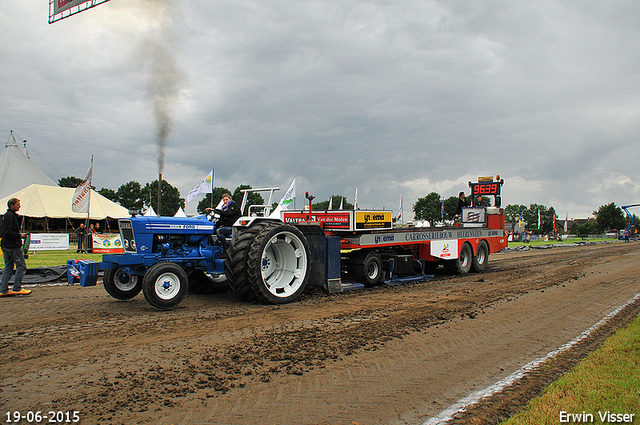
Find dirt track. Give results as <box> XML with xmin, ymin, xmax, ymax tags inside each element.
<box><xmin>1</xmin><ymin>242</ymin><xmax>639</xmax><ymax>425</ymax></box>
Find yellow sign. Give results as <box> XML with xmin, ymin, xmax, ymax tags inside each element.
<box><xmin>355</xmin><ymin>211</ymin><xmax>392</xmax><ymax>230</ymax></box>
<box><xmin>478</xmin><ymin>176</ymin><xmax>494</xmax><ymax>182</ymax></box>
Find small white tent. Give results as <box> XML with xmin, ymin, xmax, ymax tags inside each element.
<box><xmin>143</xmin><ymin>206</ymin><xmax>157</xmax><ymax>216</ymax></box>
<box><xmin>0</xmin><ymin>131</ymin><xmax>57</xmax><ymax>199</ymax></box>
<box><xmin>173</xmin><ymin>207</ymin><xmax>187</xmax><ymax>217</ymax></box>
<box><xmin>0</xmin><ymin>184</ymin><xmax>128</xmax><ymax>219</ymax></box>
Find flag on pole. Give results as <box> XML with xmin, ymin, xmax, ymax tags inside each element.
<box><xmin>441</xmin><ymin>200</ymin><xmax>445</xmax><ymax>220</ymax></box>
<box><xmin>354</xmin><ymin>186</ymin><xmax>359</xmax><ymax>210</ymax></box>
<box><xmin>328</xmin><ymin>196</ymin><xmax>333</xmax><ymax>211</ymax></box>
<box><xmin>71</xmin><ymin>157</ymin><xmax>93</xmax><ymax>213</ymax></box>
<box><xmin>538</xmin><ymin>209</ymin><xmax>541</xmax><ymax>230</ymax></box>
<box><xmin>269</xmin><ymin>178</ymin><xmax>296</xmax><ymax>217</ymax></box>
<box><xmin>518</xmin><ymin>206</ymin><xmax>522</xmax><ymax>232</ymax></box>
<box><xmin>397</xmin><ymin>193</ymin><xmax>403</xmax><ymax>220</ymax></box>
<box><xmin>564</xmin><ymin>213</ymin><xmax>568</xmax><ymax>232</ymax></box>
<box><xmin>186</xmin><ymin>170</ymin><xmax>213</xmax><ymax>203</ymax></box>
<box><xmin>553</xmin><ymin>214</ymin><xmax>556</xmax><ymax>231</ymax></box>
<box><xmin>339</xmin><ymin>197</ymin><xmax>344</xmax><ymax>210</ymax></box>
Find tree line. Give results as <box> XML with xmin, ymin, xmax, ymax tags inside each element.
<box><xmin>59</xmin><ymin>177</ymin><xmax>269</xmax><ymax>217</ymax></box>
<box><xmin>412</xmin><ymin>191</ymin><xmax>637</xmax><ymax>235</ymax></box>
<box><xmin>60</xmin><ymin>176</ymin><xmax>637</xmax><ymax>233</ymax></box>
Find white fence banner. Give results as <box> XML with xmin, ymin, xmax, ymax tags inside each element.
<box><xmin>29</xmin><ymin>234</ymin><xmax>70</xmax><ymax>251</ymax></box>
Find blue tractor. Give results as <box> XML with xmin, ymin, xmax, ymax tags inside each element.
<box><xmin>99</xmin><ymin>188</ymin><xmax>315</xmax><ymax>309</ymax></box>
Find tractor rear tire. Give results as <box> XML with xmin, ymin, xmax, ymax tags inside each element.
<box><xmin>142</xmin><ymin>262</ymin><xmax>189</xmax><ymax>309</ymax></box>
<box><xmin>224</xmin><ymin>222</ymin><xmax>274</xmax><ymax>301</ymax></box>
<box><xmin>245</xmin><ymin>223</ymin><xmax>311</xmax><ymax>304</ymax></box>
<box><xmin>471</xmin><ymin>241</ymin><xmax>489</xmax><ymax>273</ymax></box>
<box><xmin>445</xmin><ymin>243</ymin><xmax>473</xmax><ymax>275</ymax></box>
<box><xmin>103</xmin><ymin>267</ymin><xmax>142</xmax><ymax>300</ymax></box>
<box><xmin>353</xmin><ymin>251</ymin><xmax>384</xmax><ymax>287</ymax></box>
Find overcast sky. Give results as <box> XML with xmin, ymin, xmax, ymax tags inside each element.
<box><xmin>1</xmin><ymin>0</ymin><xmax>639</xmax><ymax>218</ymax></box>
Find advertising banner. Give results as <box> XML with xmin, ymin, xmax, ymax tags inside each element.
<box><xmin>283</xmin><ymin>211</ymin><xmax>352</xmax><ymax>230</ymax></box>
<box><xmin>50</xmin><ymin>0</ymin><xmax>112</xmax><ymax>24</ymax></box>
<box><xmin>430</xmin><ymin>240</ymin><xmax>459</xmax><ymax>260</ymax></box>
<box><xmin>29</xmin><ymin>234</ymin><xmax>70</xmax><ymax>251</ymax></box>
<box><xmin>55</xmin><ymin>0</ymin><xmax>92</xmax><ymax>14</ymax></box>
<box><xmin>355</xmin><ymin>211</ymin><xmax>392</xmax><ymax>230</ymax></box>
<box><xmin>462</xmin><ymin>208</ymin><xmax>486</xmax><ymax>224</ymax></box>
<box><xmin>92</xmin><ymin>233</ymin><xmax>125</xmax><ymax>253</ymax></box>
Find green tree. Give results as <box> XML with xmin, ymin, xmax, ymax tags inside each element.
<box><xmin>196</xmin><ymin>187</ymin><xmax>232</xmax><ymax>214</ymax></box>
<box><xmin>98</xmin><ymin>187</ymin><xmax>117</xmax><ymax>202</ymax></box>
<box><xmin>313</xmin><ymin>195</ymin><xmax>354</xmax><ymax>211</ymax></box>
<box><xmin>142</xmin><ymin>180</ymin><xmax>185</xmax><ymax>216</ymax></box>
<box><xmin>594</xmin><ymin>202</ymin><xmax>627</xmax><ymax>232</ymax></box>
<box><xmin>116</xmin><ymin>181</ymin><xmax>144</xmax><ymax>210</ymax></box>
<box><xmin>572</xmin><ymin>220</ymin><xmax>599</xmax><ymax>236</ymax></box>
<box><xmin>232</xmin><ymin>185</ymin><xmax>265</xmax><ymax>215</ymax></box>
<box><xmin>58</xmin><ymin>176</ymin><xmax>83</xmax><ymax>188</ymax></box>
<box><xmin>442</xmin><ymin>196</ymin><xmax>458</xmax><ymax>221</ymax></box>
<box><xmin>413</xmin><ymin>192</ymin><xmax>442</xmax><ymax>224</ymax></box>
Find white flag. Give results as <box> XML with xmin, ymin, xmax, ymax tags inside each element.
<box><xmin>339</xmin><ymin>197</ymin><xmax>344</xmax><ymax>210</ymax></box>
<box><xmin>71</xmin><ymin>159</ymin><xmax>93</xmax><ymax>213</ymax></box>
<box><xmin>186</xmin><ymin>170</ymin><xmax>213</xmax><ymax>203</ymax></box>
<box><xmin>279</xmin><ymin>178</ymin><xmax>296</xmax><ymax>209</ymax></box>
<box><xmin>328</xmin><ymin>196</ymin><xmax>333</xmax><ymax>210</ymax></box>
<box><xmin>397</xmin><ymin>192</ymin><xmax>403</xmax><ymax>219</ymax></box>
<box><xmin>269</xmin><ymin>178</ymin><xmax>296</xmax><ymax>218</ymax></box>
<box><xmin>354</xmin><ymin>186</ymin><xmax>359</xmax><ymax>210</ymax></box>
<box><xmin>564</xmin><ymin>213</ymin><xmax>568</xmax><ymax>232</ymax></box>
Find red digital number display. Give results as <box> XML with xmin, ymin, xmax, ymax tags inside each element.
<box><xmin>471</xmin><ymin>183</ymin><xmax>500</xmax><ymax>196</ymax></box>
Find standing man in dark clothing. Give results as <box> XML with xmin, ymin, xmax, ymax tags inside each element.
<box><xmin>455</xmin><ymin>191</ymin><xmax>469</xmax><ymax>219</ymax></box>
<box><xmin>0</xmin><ymin>198</ymin><xmax>31</xmax><ymax>296</ymax></box>
<box><xmin>207</xmin><ymin>193</ymin><xmax>242</xmax><ymax>250</ymax></box>
<box><xmin>75</xmin><ymin>223</ymin><xmax>87</xmax><ymax>253</ymax></box>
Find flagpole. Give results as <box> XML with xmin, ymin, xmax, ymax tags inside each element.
<box><xmin>211</xmin><ymin>168</ymin><xmax>216</xmax><ymax>209</ymax></box>
<box><xmin>85</xmin><ymin>155</ymin><xmax>93</xmax><ymax>253</ymax></box>
<box><xmin>85</xmin><ymin>155</ymin><xmax>93</xmax><ymax>227</ymax></box>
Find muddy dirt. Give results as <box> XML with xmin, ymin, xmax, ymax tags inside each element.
<box><xmin>1</xmin><ymin>242</ymin><xmax>639</xmax><ymax>425</ymax></box>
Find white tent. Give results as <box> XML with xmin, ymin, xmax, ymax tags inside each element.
<box><xmin>0</xmin><ymin>184</ymin><xmax>128</xmax><ymax>219</ymax></box>
<box><xmin>0</xmin><ymin>131</ymin><xmax>57</xmax><ymax>199</ymax></box>
<box><xmin>173</xmin><ymin>207</ymin><xmax>187</xmax><ymax>217</ymax></box>
<box><xmin>143</xmin><ymin>206</ymin><xmax>157</xmax><ymax>216</ymax></box>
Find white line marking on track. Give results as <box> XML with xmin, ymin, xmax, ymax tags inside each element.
<box><xmin>422</xmin><ymin>292</ymin><xmax>640</xmax><ymax>425</ymax></box>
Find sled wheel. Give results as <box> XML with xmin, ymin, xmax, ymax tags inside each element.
<box><xmin>246</xmin><ymin>223</ymin><xmax>311</xmax><ymax>304</ymax></box>
<box><xmin>471</xmin><ymin>241</ymin><xmax>489</xmax><ymax>273</ymax></box>
<box><xmin>142</xmin><ymin>262</ymin><xmax>188</xmax><ymax>309</ymax></box>
<box><xmin>446</xmin><ymin>243</ymin><xmax>472</xmax><ymax>275</ymax></box>
<box><xmin>353</xmin><ymin>251</ymin><xmax>384</xmax><ymax>287</ymax></box>
<box><xmin>188</xmin><ymin>269</ymin><xmax>228</xmax><ymax>294</ymax></box>
<box><xmin>225</xmin><ymin>222</ymin><xmax>274</xmax><ymax>301</ymax></box>
<box><xmin>103</xmin><ymin>267</ymin><xmax>142</xmax><ymax>300</ymax></box>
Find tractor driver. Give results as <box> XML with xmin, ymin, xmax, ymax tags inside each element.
<box><xmin>206</xmin><ymin>193</ymin><xmax>241</xmax><ymax>250</ymax></box>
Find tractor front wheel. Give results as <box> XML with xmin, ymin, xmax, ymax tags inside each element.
<box><xmin>103</xmin><ymin>267</ymin><xmax>142</xmax><ymax>300</ymax></box>
<box><xmin>142</xmin><ymin>262</ymin><xmax>189</xmax><ymax>309</ymax></box>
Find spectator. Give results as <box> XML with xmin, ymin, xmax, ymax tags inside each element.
<box><xmin>0</xmin><ymin>198</ymin><xmax>31</xmax><ymax>296</ymax></box>
<box><xmin>75</xmin><ymin>223</ymin><xmax>87</xmax><ymax>253</ymax></box>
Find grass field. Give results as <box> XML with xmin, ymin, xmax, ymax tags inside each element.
<box><xmin>25</xmin><ymin>248</ymin><xmax>103</xmax><ymax>268</ymax></box>
<box><xmin>502</xmin><ymin>313</ymin><xmax>640</xmax><ymax>424</ymax></box>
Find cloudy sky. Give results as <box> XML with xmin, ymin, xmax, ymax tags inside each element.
<box><xmin>1</xmin><ymin>0</ymin><xmax>639</xmax><ymax>218</ymax></box>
